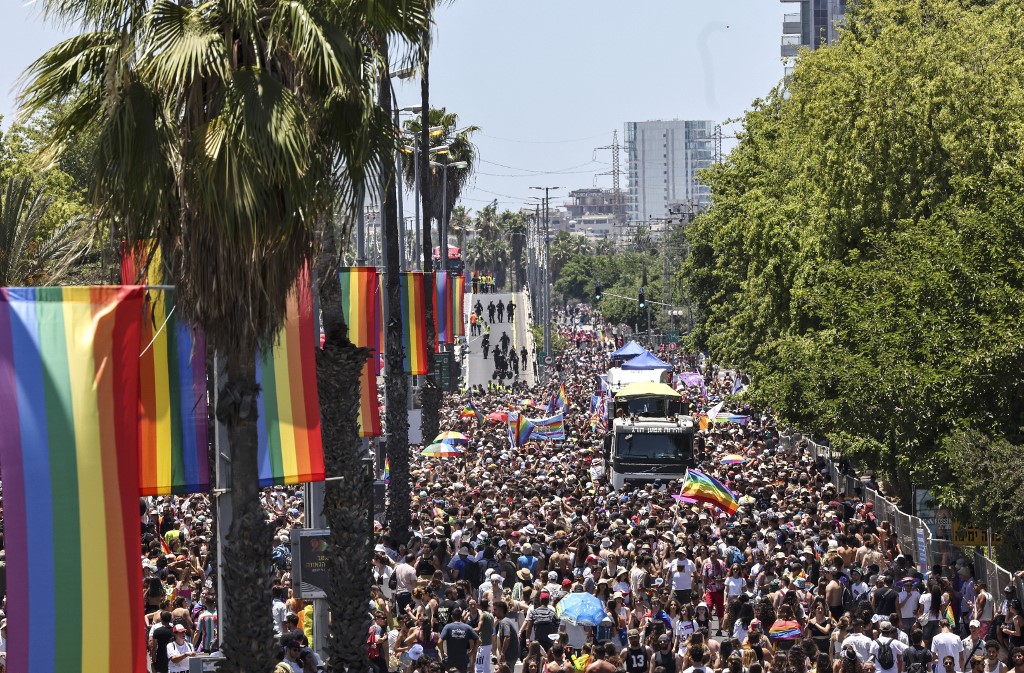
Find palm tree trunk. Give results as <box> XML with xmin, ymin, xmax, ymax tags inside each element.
<box><xmin>419</xmin><ymin>41</ymin><xmax>442</xmax><ymax>448</ymax></box>
<box><xmin>315</xmin><ymin>240</ymin><xmax>374</xmax><ymax>673</ymax></box>
<box><xmin>219</xmin><ymin>348</ymin><xmax>276</xmax><ymax>673</ymax></box>
<box><xmin>380</xmin><ymin>58</ymin><xmax>412</xmax><ymax>543</ymax></box>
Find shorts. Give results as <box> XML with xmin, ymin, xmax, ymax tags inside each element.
<box><xmin>675</xmin><ymin>589</ymin><xmax>693</xmax><ymax>605</ymax></box>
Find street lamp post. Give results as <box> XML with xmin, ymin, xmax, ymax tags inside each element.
<box><xmin>430</xmin><ymin>158</ymin><xmax>468</xmax><ymax>274</ymax></box>
<box><xmin>530</xmin><ymin>186</ymin><xmax>559</xmax><ymax>371</ymax></box>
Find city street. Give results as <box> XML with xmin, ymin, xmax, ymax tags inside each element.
<box><xmin>464</xmin><ymin>291</ymin><xmax>535</xmax><ymax>389</ymax></box>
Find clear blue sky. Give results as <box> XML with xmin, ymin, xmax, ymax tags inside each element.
<box><xmin>1</xmin><ymin>1</ymin><xmax>788</xmax><ymax>213</ymax></box>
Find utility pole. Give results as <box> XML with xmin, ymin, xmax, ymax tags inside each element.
<box><xmin>531</xmin><ymin>186</ymin><xmax>559</xmax><ymax>368</ymax></box>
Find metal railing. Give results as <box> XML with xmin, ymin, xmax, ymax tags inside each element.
<box><xmin>782</xmin><ymin>433</ymin><xmax>1022</xmax><ymax>600</ymax></box>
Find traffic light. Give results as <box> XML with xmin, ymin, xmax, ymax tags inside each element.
<box><xmin>595</xmin><ymin>282</ymin><xmax>603</xmax><ymax>302</ymax></box>
<box><xmin>638</xmin><ymin>286</ymin><xmax>646</xmax><ymax>309</ymax></box>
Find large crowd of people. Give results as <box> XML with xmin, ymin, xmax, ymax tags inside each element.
<box><xmin>131</xmin><ymin>302</ymin><xmax>1024</xmax><ymax>673</ymax></box>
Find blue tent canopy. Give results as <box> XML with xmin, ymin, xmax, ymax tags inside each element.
<box><xmin>610</xmin><ymin>340</ymin><xmax>646</xmax><ymax>359</ymax></box>
<box><xmin>620</xmin><ymin>351</ymin><xmax>673</xmax><ymax>370</ymax></box>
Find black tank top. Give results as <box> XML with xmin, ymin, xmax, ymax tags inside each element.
<box><xmin>625</xmin><ymin>647</ymin><xmax>648</xmax><ymax>673</ymax></box>
<box><xmin>655</xmin><ymin>650</ymin><xmax>677</xmax><ymax>673</ymax></box>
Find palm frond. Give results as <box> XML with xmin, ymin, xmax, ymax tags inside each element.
<box><xmin>141</xmin><ymin>0</ymin><xmax>230</xmax><ymax>90</ymax></box>
<box><xmin>18</xmin><ymin>32</ymin><xmax>123</xmax><ymax>119</ymax></box>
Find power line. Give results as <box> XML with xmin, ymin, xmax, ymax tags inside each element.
<box><xmin>479</xmin><ymin>158</ymin><xmax>605</xmax><ymax>174</ymax></box>
<box><xmin>477</xmin><ymin>131</ymin><xmax>611</xmax><ymax>145</ymax></box>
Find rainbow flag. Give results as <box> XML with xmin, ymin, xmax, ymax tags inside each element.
<box><xmin>508</xmin><ymin>412</ymin><xmax>535</xmax><ymax>447</ymax></box>
<box><xmin>434</xmin><ymin>271</ymin><xmax>450</xmax><ymax>345</ymax></box>
<box><xmin>121</xmin><ymin>246</ymin><xmax>210</xmax><ymax>496</ymax></box>
<box><xmin>383</xmin><ymin>456</ymin><xmax>391</xmax><ymax>484</ymax></box>
<box><xmin>680</xmin><ymin>469</ymin><xmax>739</xmax><ymax>516</ymax></box>
<box><xmin>400</xmin><ymin>272</ymin><xmax>428</xmax><ymax>375</ymax></box>
<box><xmin>451</xmin><ymin>274</ymin><xmax>465</xmax><ymax>337</ymax></box>
<box><xmin>768</xmin><ymin>619</ymin><xmax>802</xmax><ymax>640</ymax></box>
<box><xmin>256</xmin><ymin>268</ymin><xmax>325</xmax><ymax>486</ymax></box>
<box><xmin>944</xmin><ymin>603</ymin><xmax>956</xmax><ymax>627</ymax></box>
<box><xmin>0</xmin><ymin>286</ymin><xmax>147</xmax><ymax>673</ymax></box>
<box><xmin>339</xmin><ymin>267</ymin><xmax>382</xmax><ymax>437</ymax></box>
<box><xmin>529</xmin><ymin>412</ymin><xmax>566</xmax><ymax>441</ymax></box>
<box><xmin>460</xmin><ymin>399</ymin><xmax>483</xmax><ymax>425</ymax></box>
<box><xmin>547</xmin><ymin>383</ymin><xmax>570</xmax><ymax>413</ymax></box>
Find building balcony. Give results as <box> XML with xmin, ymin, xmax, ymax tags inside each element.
<box><xmin>781</xmin><ymin>35</ymin><xmax>804</xmax><ymax>57</ymax></box>
<box><xmin>782</xmin><ymin>12</ymin><xmax>801</xmax><ymax>35</ymax></box>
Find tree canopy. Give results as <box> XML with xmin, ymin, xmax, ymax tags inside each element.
<box><xmin>681</xmin><ymin>0</ymin><xmax>1024</xmax><ymax>560</ymax></box>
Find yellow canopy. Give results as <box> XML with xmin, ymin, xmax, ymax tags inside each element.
<box><xmin>614</xmin><ymin>381</ymin><xmax>681</xmax><ymax>399</ymax></box>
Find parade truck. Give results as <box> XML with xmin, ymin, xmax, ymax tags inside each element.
<box><xmin>602</xmin><ymin>382</ymin><xmax>696</xmax><ymax>489</ymax></box>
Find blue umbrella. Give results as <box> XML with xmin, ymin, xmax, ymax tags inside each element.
<box><xmin>555</xmin><ymin>591</ymin><xmax>608</xmax><ymax>627</ymax></box>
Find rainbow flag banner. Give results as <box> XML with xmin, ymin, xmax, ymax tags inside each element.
<box><xmin>339</xmin><ymin>267</ymin><xmax>382</xmax><ymax>437</ymax></box>
<box><xmin>256</xmin><ymin>268</ymin><xmax>325</xmax><ymax>486</ymax></box>
<box><xmin>121</xmin><ymin>246</ymin><xmax>210</xmax><ymax>496</ymax></box>
<box><xmin>383</xmin><ymin>456</ymin><xmax>391</xmax><ymax>484</ymax></box>
<box><xmin>451</xmin><ymin>274</ymin><xmax>465</xmax><ymax>337</ymax></box>
<box><xmin>528</xmin><ymin>412</ymin><xmax>566</xmax><ymax>441</ymax></box>
<box><xmin>680</xmin><ymin>469</ymin><xmax>739</xmax><ymax>516</ymax></box>
<box><xmin>400</xmin><ymin>272</ymin><xmax>428</xmax><ymax>375</ymax></box>
<box><xmin>0</xmin><ymin>286</ymin><xmax>147</xmax><ymax>673</ymax></box>
<box><xmin>434</xmin><ymin>271</ymin><xmax>450</xmax><ymax>345</ymax></box>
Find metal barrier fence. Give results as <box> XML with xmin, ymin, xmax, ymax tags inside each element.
<box><xmin>782</xmin><ymin>433</ymin><xmax>1022</xmax><ymax>600</ymax></box>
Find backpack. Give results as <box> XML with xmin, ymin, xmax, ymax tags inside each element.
<box><xmin>272</xmin><ymin>544</ymin><xmax>291</xmax><ymax>570</ymax></box>
<box><xmin>876</xmin><ymin>638</ymin><xmax>895</xmax><ymax>670</ymax></box>
<box><xmin>532</xmin><ymin>605</ymin><xmax>559</xmax><ymax>642</ymax></box>
<box><xmin>388</xmin><ymin>570</ymin><xmax>398</xmax><ymax>591</ymax></box>
<box><xmin>728</xmin><ymin>546</ymin><xmax>745</xmax><ymax>566</ymax></box>
<box><xmin>366</xmin><ymin>626</ymin><xmax>381</xmax><ymax>659</ymax></box>
<box><xmin>463</xmin><ymin>558</ymin><xmax>482</xmax><ymax>588</ymax></box>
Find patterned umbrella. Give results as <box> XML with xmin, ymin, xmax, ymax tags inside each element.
<box><xmin>485</xmin><ymin>411</ymin><xmax>509</xmax><ymax>423</ymax></box>
<box><xmin>421</xmin><ymin>443</ymin><xmax>464</xmax><ymax>458</ymax></box>
<box><xmin>433</xmin><ymin>431</ymin><xmax>469</xmax><ymax>445</ymax></box>
<box><xmin>768</xmin><ymin>619</ymin><xmax>802</xmax><ymax>640</ymax></box>
<box><xmin>721</xmin><ymin>454</ymin><xmax>747</xmax><ymax>464</ymax></box>
<box><xmin>555</xmin><ymin>591</ymin><xmax>608</xmax><ymax>627</ymax></box>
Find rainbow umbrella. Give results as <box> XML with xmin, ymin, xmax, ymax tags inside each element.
<box><xmin>421</xmin><ymin>443</ymin><xmax>465</xmax><ymax>458</ymax></box>
<box><xmin>721</xmin><ymin>454</ymin><xmax>747</xmax><ymax>465</ymax></box>
<box><xmin>434</xmin><ymin>431</ymin><xmax>469</xmax><ymax>445</ymax></box>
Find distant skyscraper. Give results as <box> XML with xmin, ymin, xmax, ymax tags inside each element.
<box><xmin>624</xmin><ymin>120</ymin><xmax>714</xmax><ymax>225</ymax></box>
<box><xmin>781</xmin><ymin>0</ymin><xmax>849</xmax><ymax>56</ymax></box>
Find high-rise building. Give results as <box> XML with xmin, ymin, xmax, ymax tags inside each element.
<box><xmin>624</xmin><ymin>120</ymin><xmax>715</xmax><ymax>225</ymax></box>
<box><xmin>781</xmin><ymin>0</ymin><xmax>849</xmax><ymax>56</ymax></box>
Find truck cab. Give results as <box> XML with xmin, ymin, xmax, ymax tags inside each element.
<box><xmin>604</xmin><ymin>415</ymin><xmax>696</xmax><ymax>490</ymax></box>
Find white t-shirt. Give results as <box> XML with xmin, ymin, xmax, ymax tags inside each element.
<box><xmin>901</xmin><ymin>590</ymin><xmax>922</xmax><ymax>619</ymax></box>
<box><xmin>167</xmin><ymin>639</ymin><xmax>195</xmax><ymax>673</ymax></box>
<box><xmin>671</xmin><ymin>559</ymin><xmax>696</xmax><ymax>591</ymax></box>
<box><xmin>726</xmin><ymin>576</ymin><xmax>745</xmax><ymax>597</ymax></box>
<box><xmin>931</xmin><ymin>632</ymin><xmax>965</xmax><ymax>672</ymax></box>
<box><xmin>842</xmin><ymin>633</ymin><xmax>875</xmax><ymax>663</ymax></box>
<box><xmin>870</xmin><ymin>636</ymin><xmax>907</xmax><ymax>673</ymax></box>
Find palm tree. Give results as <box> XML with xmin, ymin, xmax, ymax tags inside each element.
<box><xmin>0</xmin><ymin>175</ymin><xmax>89</xmax><ymax>286</ymax></box>
<box><xmin>474</xmin><ymin>201</ymin><xmax>501</xmax><ymax>242</ymax></box>
<box><xmin>20</xmin><ymin>0</ymin><xmax>412</xmax><ymax>670</ymax></box>
<box><xmin>403</xmin><ymin>105</ymin><xmax>476</xmax><ymax>446</ymax></box>
<box><xmin>402</xmin><ymin>107</ymin><xmax>478</xmax><ymax>246</ymax></box>
<box><xmin>498</xmin><ymin>210</ymin><xmax>528</xmax><ymax>290</ymax></box>
<box><xmin>449</xmin><ymin>205</ymin><xmax>472</xmax><ymax>251</ymax></box>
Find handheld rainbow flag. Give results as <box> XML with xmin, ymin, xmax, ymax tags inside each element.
<box><xmin>339</xmin><ymin>267</ymin><xmax>382</xmax><ymax>437</ymax></box>
<box><xmin>944</xmin><ymin>603</ymin><xmax>956</xmax><ymax>628</ymax></box>
<box><xmin>680</xmin><ymin>469</ymin><xmax>739</xmax><ymax>516</ymax></box>
<box><xmin>434</xmin><ymin>271</ymin><xmax>450</xmax><ymax>345</ymax></box>
<box><xmin>460</xmin><ymin>399</ymin><xmax>484</xmax><ymax>425</ymax></box>
<box><xmin>768</xmin><ymin>620</ymin><xmax>802</xmax><ymax>640</ymax></box>
<box><xmin>256</xmin><ymin>268</ymin><xmax>326</xmax><ymax>486</ymax></box>
<box><xmin>383</xmin><ymin>456</ymin><xmax>391</xmax><ymax>484</ymax></box>
<box><xmin>0</xmin><ymin>286</ymin><xmax>148</xmax><ymax>673</ymax></box>
<box><xmin>451</xmin><ymin>274</ymin><xmax>465</xmax><ymax>337</ymax></box>
<box><xmin>399</xmin><ymin>272</ymin><xmax>428</xmax><ymax>375</ymax></box>
<box><xmin>121</xmin><ymin>245</ymin><xmax>210</xmax><ymax>496</ymax></box>
<box><xmin>508</xmin><ymin>412</ymin><xmax>535</xmax><ymax>447</ymax></box>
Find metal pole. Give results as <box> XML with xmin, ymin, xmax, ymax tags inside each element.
<box><xmin>413</xmin><ymin>142</ymin><xmax>421</xmax><ymax>271</ymax></box>
<box><xmin>356</xmin><ymin>186</ymin><xmax>366</xmax><ymax>265</ymax></box>
<box><xmin>441</xmin><ymin>165</ymin><xmax>448</xmax><ymax>273</ymax></box>
<box><xmin>395</xmin><ymin>110</ymin><xmax>406</xmax><ymax>271</ymax></box>
<box><xmin>544</xmin><ymin>195</ymin><xmax>552</xmax><ymax>359</ymax></box>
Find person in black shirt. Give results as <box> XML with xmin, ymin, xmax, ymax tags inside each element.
<box><xmin>150</xmin><ymin>611</ymin><xmax>174</xmax><ymax>673</ymax></box>
<box><xmin>653</xmin><ymin>634</ymin><xmax>680</xmax><ymax>673</ymax></box>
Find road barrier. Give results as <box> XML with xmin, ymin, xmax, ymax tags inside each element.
<box><xmin>782</xmin><ymin>433</ymin><xmax>1022</xmax><ymax>599</ymax></box>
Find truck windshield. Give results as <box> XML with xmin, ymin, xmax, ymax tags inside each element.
<box><xmin>616</xmin><ymin>432</ymin><xmax>693</xmax><ymax>461</ymax></box>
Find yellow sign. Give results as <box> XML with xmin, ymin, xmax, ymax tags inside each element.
<box><xmin>952</xmin><ymin>523</ymin><xmax>1003</xmax><ymax>547</ymax></box>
